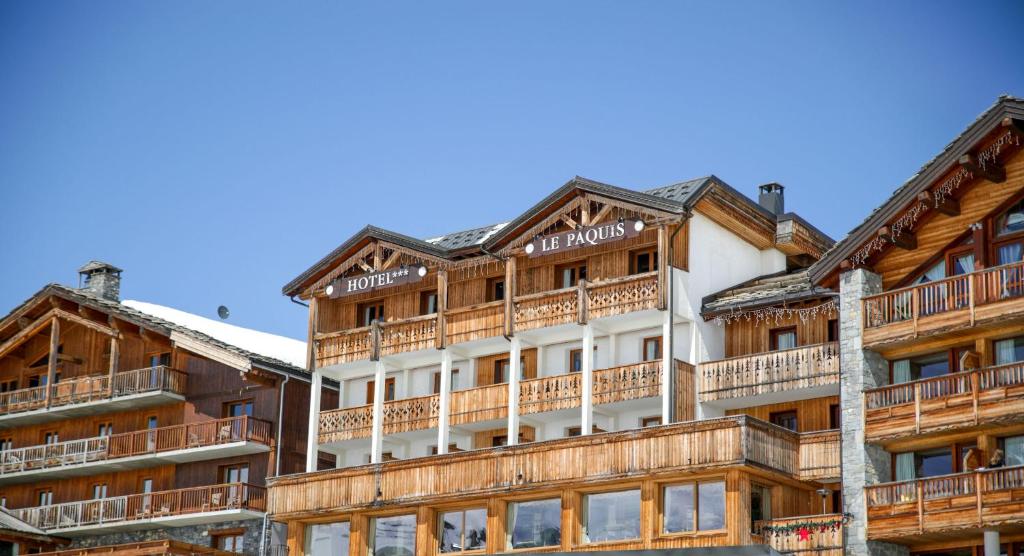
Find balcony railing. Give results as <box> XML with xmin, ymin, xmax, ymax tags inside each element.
<box><xmin>0</xmin><ymin>416</ymin><xmax>272</xmax><ymax>477</ymax></box>
<box><xmin>273</xmin><ymin>416</ymin><xmax>801</xmax><ymax>518</ymax></box>
<box><xmin>862</xmin><ymin>261</ymin><xmax>1024</xmax><ymax>345</ymax></box>
<box><xmin>318</xmin><ymin>360</ymin><xmax>688</xmax><ymax>444</ymax></box>
<box><xmin>698</xmin><ymin>342</ymin><xmax>840</xmax><ymax>403</ymax></box>
<box><xmin>798</xmin><ymin>429</ymin><xmax>840</xmax><ymax>482</ymax></box>
<box><xmin>11</xmin><ymin>483</ymin><xmax>267</xmax><ymax>532</ymax></box>
<box><xmin>38</xmin><ymin>540</ymin><xmax>239</xmax><ymax>556</ymax></box>
<box><xmin>864</xmin><ymin>362</ymin><xmax>1024</xmax><ymax>441</ymax></box>
<box><xmin>0</xmin><ymin>366</ymin><xmax>187</xmax><ymax>417</ymax></box>
<box><xmin>315</xmin><ymin>273</ymin><xmax>661</xmax><ymax>366</ymax></box>
<box><xmin>865</xmin><ymin>466</ymin><xmax>1024</xmax><ymax>541</ymax></box>
<box><xmin>754</xmin><ymin>514</ymin><xmax>844</xmax><ymax>555</ymax></box>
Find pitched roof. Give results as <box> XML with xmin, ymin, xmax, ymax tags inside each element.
<box><xmin>701</xmin><ymin>269</ymin><xmax>835</xmax><ymax>318</ymax></box>
<box><xmin>0</xmin><ymin>506</ymin><xmax>48</xmax><ymax>536</ymax></box>
<box><xmin>809</xmin><ymin>95</ymin><xmax>1024</xmax><ymax>284</ymax></box>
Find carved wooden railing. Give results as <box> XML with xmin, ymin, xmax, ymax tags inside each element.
<box><xmin>754</xmin><ymin>514</ymin><xmax>844</xmax><ymax>555</ymax></box>
<box><xmin>0</xmin><ymin>366</ymin><xmax>186</xmax><ymax>417</ymax></box>
<box><xmin>319</xmin><ymin>405</ymin><xmax>374</xmax><ymax>444</ymax></box>
<box><xmin>379</xmin><ymin>315</ymin><xmax>437</xmax><ymax>357</ymax></box>
<box><xmin>592</xmin><ymin>361</ymin><xmax>661</xmax><ymax>404</ymax></box>
<box><xmin>513</xmin><ymin>287</ymin><xmax>578</xmax><ymax>332</ymax></box>
<box><xmin>380</xmin><ymin>394</ymin><xmax>440</xmax><ymax>435</ymax></box>
<box><xmin>315</xmin><ymin>326</ymin><xmax>373</xmax><ymax>367</ymax></box>
<box><xmin>864</xmin><ymin>361</ymin><xmax>1024</xmax><ymax>440</ymax></box>
<box><xmin>0</xmin><ymin>416</ymin><xmax>272</xmax><ymax>476</ymax></box>
<box><xmin>587</xmin><ymin>272</ymin><xmax>659</xmax><ymax>320</ymax></box>
<box><xmin>798</xmin><ymin>429</ymin><xmax>840</xmax><ymax>481</ymax></box>
<box><xmin>699</xmin><ymin>342</ymin><xmax>840</xmax><ymax>402</ymax></box>
<box><xmin>11</xmin><ymin>483</ymin><xmax>267</xmax><ymax>531</ymax></box>
<box><xmin>865</xmin><ymin>466</ymin><xmax>1024</xmax><ymax>540</ymax></box>
<box><xmin>519</xmin><ymin>373</ymin><xmax>582</xmax><ymax>413</ymax></box>
<box><xmin>445</xmin><ymin>300</ymin><xmax>504</xmax><ymax>346</ymax></box>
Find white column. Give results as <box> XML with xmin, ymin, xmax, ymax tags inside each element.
<box><xmin>608</xmin><ymin>332</ymin><xmax>618</xmax><ymax>367</ymax></box>
<box><xmin>337</xmin><ymin>379</ymin><xmax>346</xmax><ymax>409</ymax></box>
<box><xmin>661</xmin><ymin>309</ymin><xmax>673</xmax><ymax>423</ymax></box>
<box><xmin>370</xmin><ymin>361</ymin><xmax>386</xmax><ymax>464</ymax></box>
<box><xmin>436</xmin><ymin>349</ymin><xmax>452</xmax><ymax>454</ymax></box>
<box><xmin>581</xmin><ymin>324</ymin><xmax>594</xmax><ymax>435</ymax></box>
<box><xmin>305</xmin><ymin>369</ymin><xmax>323</xmax><ymax>472</ymax></box>
<box><xmin>507</xmin><ymin>336</ymin><xmax>522</xmax><ymax>445</ymax></box>
<box><xmin>984</xmin><ymin>530</ymin><xmax>1000</xmax><ymax>556</ymax></box>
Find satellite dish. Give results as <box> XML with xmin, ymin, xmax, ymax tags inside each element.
<box><xmin>217</xmin><ymin>305</ymin><xmax>230</xmax><ymax>320</ymax></box>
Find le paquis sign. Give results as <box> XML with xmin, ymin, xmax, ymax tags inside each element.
<box><xmin>525</xmin><ymin>219</ymin><xmax>645</xmax><ymax>258</ymax></box>
<box><xmin>326</xmin><ymin>265</ymin><xmax>428</xmax><ymax>298</ymax></box>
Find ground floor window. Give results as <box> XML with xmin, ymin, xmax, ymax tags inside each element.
<box><xmin>369</xmin><ymin>514</ymin><xmax>416</xmax><ymax>555</ymax></box>
<box><xmin>663</xmin><ymin>480</ymin><xmax>726</xmax><ymax>533</ymax></box>
<box><xmin>507</xmin><ymin>498</ymin><xmax>561</xmax><ymax>549</ymax></box>
<box><xmin>438</xmin><ymin>507</ymin><xmax>486</xmax><ymax>552</ymax></box>
<box><xmin>212</xmin><ymin>531</ymin><xmax>244</xmax><ymax>553</ymax></box>
<box><xmin>304</xmin><ymin>521</ymin><xmax>350</xmax><ymax>555</ymax></box>
<box><xmin>582</xmin><ymin>489</ymin><xmax>641</xmax><ymax>543</ymax></box>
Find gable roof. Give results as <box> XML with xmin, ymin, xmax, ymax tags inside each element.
<box><xmin>809</xmin><ymin>95</ymin><xmax>1024</xmax><ymax>285</ymax></box>
<box><xmin>701</xmin><ymin>269</ymin><xmax>836</xmax><ymax>318</ymax></box>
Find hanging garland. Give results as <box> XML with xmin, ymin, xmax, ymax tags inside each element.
<box><xmin>759</xmin><ymin>513</ymin><xmax>851</xmax><ymax>540</ymax></box>
<box><xmin>978</xmin><ymin>128</ymin><xmax>1020</xmax><ymax>170</ymax></box>
<box><xmin>712</xmin><ymin>298</ymin><xmax>838</xmax><ymax>326</ymax></box>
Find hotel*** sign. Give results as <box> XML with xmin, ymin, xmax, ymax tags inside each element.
<box><xmin>525</xmin><ymin>219</ymin><xmax>645</xmax><ymax>258</ymax></box>
<box><xmin>326</xmin><ymin>264</ymin><xmax>428</xmax><ymax>298</ymax></box>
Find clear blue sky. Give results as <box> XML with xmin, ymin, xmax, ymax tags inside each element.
<box><xmin>2</xmin><ymin>1</ymin><xmax>1023</xmax><ymax>340</ymax></box>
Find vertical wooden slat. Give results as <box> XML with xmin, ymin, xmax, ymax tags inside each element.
<box><xmin>45</xmin><ymin>317</ymin><xmax>59</xmax><ymax>409</ymax></box>
<box><xmin>657</xmin><ymin>224</ymin><xmax>668</xmax><ymax>310</ymax></box>
<box><xmin>436</xmin><ymin>270</ymin><xmax>448</xmax><ymax>350</ymax></box>
<box><xmin>505</xmin><ymin>256</ymin><xmax>516</xmax><ymax>337</ymax></box>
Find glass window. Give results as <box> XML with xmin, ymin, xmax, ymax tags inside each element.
<box><xmin>914</xmin><ymin>260</ymin><xmax>947</xmax><ymax>284</ymax></box>
<box><xmin>663</xmin><ymin>483</ymin><xmax>694</xmax><ymax>533</ymax></box>
<box><xmin>750</xmin><ymin>484</ymin><xmax>772</xmax><ymax>531</ymax></box>
<box><xmin>997</xmin><ymin>199</ymin><xmax>1024</xmax><ymax>236</ymax></box>
<box><xmin>507</xmin><ymin>498</ymin><xmax>561</xmax><ymax>549</ymax></box>
<box><xmin>555</xmin><ymin>263</ymin><xmax>587</xmax><ymax>289</ymax></box>
<box><xmin>357</xmin><ymin>301</ymin><xmax>385</xmax><ymax>327</ymax></box>
<box><xmin>642</xmin><ymin>337</ymin><xmax>662</xmax><ymax>362</ymax></box>
<box><xmin>486</xmin><ymin>277</ymin><xmax>505</xmax><ymax>302</ymax></box>
<box><xmin>583</xmin><ymin>490</ymin><xmax>641</xmax><ymax>543</ymax></box>
<box><xmin>226</xmin><ymin>400</ymin><xmax>253</xmax><ymax>418</ymax></box>
<box><xmin>1002</xmin><ymin>435</ymin><xmax>1024</xmax><ymax>467</ymax></box>
<box><xmin>916</xmin><ymin>448</ymin><xmax>953</xmax><ymax>478</ymax></box>
<box><xmin>420</xmin><ymin>290</ymin><xmax>438</xmax><ymax>315</ymax></box>
<box><xmin>769</xmin><ymin>328</ymin><xmax>797</xmax><ymax>351</ymax></box>
<box><xmin>438</xmin><ymin>508</ymin><xmax>486</xmax><ymax>553</ymax></box>
<box><xmin>370</xmin><ymin>514</ymin><xmax>416</xmax><ymax>556</ymax></box>
<box><xmin>769</xmin><ymin>410</ymin><xmax>798</xmax><ymax>432</ymax></box>
<box><xmin>304</xmin><ymin>522</ymin><xmax>350</xmax><ymax>555</ymax></box>
<box><xmin>663</xmin><ymin>481</ymin><xmax>726</xmax><ymax>533</ymax></box>
<box><xmin>697</xmin><ymin>482</ymin><xmax>726</xmax><ymax>530</ymax></box>
<box><xmin>995</xmin><ymin>336</ymin><xmax>1024</xmax><ymax>365</ymax></box>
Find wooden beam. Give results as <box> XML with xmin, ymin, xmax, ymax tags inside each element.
<box><xmin>357</xmin><ymin>260</ymin><xmax>373</xmax><ymax>273</ymax></box>
<box><xmin>580</xmin><ymin>199</ymin><xmax>591</xmax><ymax>226</ymax></box>
<box><xmin>917</xmin><ymin>190</ymin><xmax>959</xmax><ymax>217</ymax></box>
<box><xmin>16</xmin><ymin>317</ymin><xmax>30</xmax><ymax>330</ymax></box>
<box><xmin>877</xmin><ymin>226</ymin><xmax>916</xmax><ymax>250</ymax></box>
<box><xmin>52</xmin><ymin>309</ymin><xmax>119</xmax><ymax>339</ymax></box>
<box><xmin>45</xmin><ymin>317</ymin><xmax>59</xmax><ymax>409</ymax></box>
<box><xmin>959</xmin><ymin>153</ymin><xmax>1005</xmax><ymax>183</ymax></box>
<box><xmin>590</xmin><ymin>203</ymin><xmax>614</xmax><ymax>225</ymax></box>
<box><xmin>504</xmin><ymin>257</ymin><xmax>516</xmax><ymax>337</ymax></box>
<box><xmin>560</xmin><ymin>214</ymin><xmax>578</xmax><ymax>230</ymax></box>
<box><xmin>380</xmin><ymin>250</ymin><xmax>402</xmax><ymax>271</ymax></box>
<box><xmin>0</xmin><ymin>310</ymin><xmax>58</xmax><ymax>360</ymax></box>
<box><xmin>1003</xmin><ymin>116</ymin><xmax>1024</xmax><ymax>136</ymax></box>
<box><xmin>436</xmin><ymin>270</ymin><xmax>448</xmax><ymax>350</ymax></box>
<box><xmin>108</xmin><ymin>337</ymin><xmax>119</xmax><ymax>386</ymax></box>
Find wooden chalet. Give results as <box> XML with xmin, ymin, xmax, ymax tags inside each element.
<box><xmin>809</xmin><ymin>95</ymin><xmax>1024</xmax><ymax>555</ymax></box>
<box><xmin>269</xmin><ymin>175</ymin><xmax>842</xmax><ymax>555</ymax></box>
<box><xmin>0</xmin><ymin>263</ymin><xmax>331</xmax><ymax>554</ymax></box>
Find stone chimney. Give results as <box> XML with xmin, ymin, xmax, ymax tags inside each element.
<box><xmin>78</xmin><ymin>261</ymin><xmax>123</xmax><ymax>301</ymax></box>
<box><xmin>758</xmin><ymin>183</ymin><xmax>785</xmax><ymax>216</ymax></box>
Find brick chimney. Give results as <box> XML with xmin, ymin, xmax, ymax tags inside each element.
<box><xmin>78</xmin><ymin>261</ymin><xmax>123</xmax><ymax>301</ymax></box>
<box><xmin>758</xmin><ymin>183</ymin><xmax>785</xmax><ymax>216</ymax></box>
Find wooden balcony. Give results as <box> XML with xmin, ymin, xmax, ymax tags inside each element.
<box><xmin>698</xmin><ymin>342</ymin><xmax>840</xmax><ymax>405</ymax></box>
<box><xmin>0</xmin><ymin>366</ymin><xmax>187</xmax><ymax>426</ymax></box>
<box><xmin>798</xmin><ymin>429</ymin><xmax>840</xmax><ymax>482</ymax></box>
<box><xmin>755</xmin><ymin>514</ymin><xmax>844</xmax><ymax>556</ymax></box>
<box><xmin>865</xmin><ymin>466</ymin><xmax>1024</xmax><ymax>542</ymax></box>
<box><xmin>318</xmin><ymin>360</ymin><xmax>692</xmax><ymax>444</ymax></box>
<box><xmin>39</xmin><ymin>541</ymin><xmax>237</xmax><ymax>556</ymax></box>
<box><xmin>10</xmin><ymin>483</ymin><xmax>267</xmax><ymax>536</ymax></box>
<box><xmin>272</xmin><ymin>416</ymin><xmax>807</xmax><ymax>518</ymax></box>
<box><xmin>862</xmin><ymin>261</ymin><xmax>1024</xmax><ymax>348</ymax></box>
<box><xmin>0</xmin><ymin>416</ymin><xmax>273</xmax><ymax>484</ymax></box>
<box><xmin>864</xmin><ymin>362</ymin><xmax>1024</xmax><ymax>443</ymax></box>
<box><xmin>314</xmin><ymin>273</ymin><xmax>661</xmax><ymax>367</ymax></box>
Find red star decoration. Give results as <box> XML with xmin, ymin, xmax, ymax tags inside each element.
<box><xmin>798</xmin><ymin>527</ymin><xmax>810</xmax><ymax>541</ymax></box>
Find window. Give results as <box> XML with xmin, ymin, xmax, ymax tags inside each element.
<box><xmin>37</xmin><ymin>490</ymin><xmax>52</xmax><ymax>506</ymax></box>
<box><xmin>891</xmin><ymin>351</ymin><xmax>957</xmax><ymax>383</ymax></box>
<box><xmin>486</xmin><ymin>277</ymin><xmax>505</xmax><ymax>302</ymax></box>
<box><xmin>148</xmin><ymin>352</ymin><xmax>171</xmax><ymax>368</ymax></box>
<box><xmin>663</xmin><ymin>481</ymin><xmax>725</xmax><ymax>533</ymax></box>
<box><xmin>43</xmin><ymin>432</ymin><xmax>59</xmax><ymax>445</ymax></box>
<box><xmin>92</xmin><ymin>483</ymin><xmax>107</xmax><ymax>499</ymax></box>
<box><xmin>641</xmin><ymin>416</ymin><xmax>662</xmax><ymax>428</ymax></box>
<box><xmin>1001</xmin><ymin>435</ymin><xmax>1024</xmax><ymax>467</ymax></box>
<box><xmin>997</xmin><ymin>199</ymin><xmax>1024</xmax><ymax>237</ymax></box>
<box><xmin>554</xmin><ymin>262</ymin><xmax>587</xmax><ymax>289</ymax></box>
<box><xmin>827</xmin><ymin>319</ymin><xmax>839</xmax><ymax>343</ymax></box>
<box><xmin>439</xmin><ymin>508</ymin><xmax>487</xmax><ymax>553</ymax></box>
<box><xmin>222</xmin><ymin>464</ymin><xmax>249</xmax><ymax>484</ymax></box>
<box><xmin>829</xmin><ymin>404</ymin><xmax>841</xmax><ymax>429</ymax></box>
<box><xmin>0</xmin><ymin>438</ymin><xmax>10</xmax><ymax>452</ymax></box>
<box><xmin>225</xmin><ymin>400</ymin><xmax>254</xmax><ymax>418</ymax></box>
<box><xmin>213</xmin><ymin>532</ymin><xmax>244</xmax><ymax>553</ymax></box>
<box><xmin>493</xmin><ymin>357</ymin><xmax>525</xmax><ymax>384</ymax></box>
<box><xmin>642</xmin><ymin>337</ymin><xmax>662</xmax><ymax>361</ymax></box>
<box><xmin>420</xmin><ymin>290</ymin><xmax>438</xmax><ymax>315</ymax></box>
<box><xmin>304</xmin><ymin>522</ymin><xmax>350</xmax><ymax>556</ymax></box>
<box><xmin>429</xmin><ymin>444</ymin><xmax>460</xmax><ymax>455</ymax></box>
<box><xmin>357</xmin><ymin>300</ymin><xmax>385</xmax><ymax>327</ymax></box>
<box><xmin>582</xmin><ymin>489</ymin><xmax>641</xmax><ymax>543</ymax></box>
<box><xmin>995</xmin><ymin>336</ymin><xmax>1024</xmax><ymax>365</ymax></box>
<box><xmin>97</xmin><ymin>422</ymin><xmax>113</xmax><ymax>437</ymax></box>
<box><xmin>140</xmin><ymin>478</ymin><xmax>153</xmax><ymax>494</ymax></box>
<box><xmin>369</xmin><ymin>514</ymin><xmax>416</xmax><ymax>555</ymax></box>
<box><xmin>750</xmin><ymin>484</ymin><xmax>772</xmax><ymax>531</ymax></box>
<box><xmin>27</xmin><ymin>375</ymin><xmax>47</xmax><ymax>388</ymax></box>
<box><xmin>769</xmin><ymin>327</ymin><xmax>797</xmax><ymax>351</ymax></box>
<box><xmin>366</xmin><ymin>378</ymin><xmax>396</xmax><ymax>404</ymax></box>
<box><xmin>490</xmin><ymin>433</ymin><xmax>528</xmax><ymax>447</ymax></box>
<box><xmin>629</xmin><ymin>248</ymin><xmax>658</xmax><ymax>275</ymax></box>
<box><xmin>433</xmin><ymin>369</ymin><xmax>460</xmax><ymax>394</ymax></box>
<box><xmin>146</xmin><ymin>416</ymin><xmax>158</xmax><ymax>450</ymax></box>
<box><xmin>566</xmin><ymin>425</ymin><xmax>604</xmax><ymax>437</ymax></box>
<box><xmin>769</xmin><ymin>410</ymin><xmax>798</xmax><ymax>432</ymax></box>
<box><xmin>0</xmin><ymin>380</ymin><xmax>17</xmax><ymax>393</ymax></box>
<box><xmin>568</xmin><ymin>346</ymin><xmax>596</xmax><ymax>373</ymax></box>
<box><xmin>364</xmin><ymin>452</ymin><xmax>398</xmax><ymax>464</ymax></box>
<box><xmin>507</xmin><ymin>498</ymin><xmax>561</xmax><ymax>549</ymax></box>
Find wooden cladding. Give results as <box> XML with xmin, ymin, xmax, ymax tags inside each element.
<box><xmin>0</xmin><ymin>416</ymin><xmax>272</xmax><ymax>477</ymax></box>
<box><xmin>699</xmin><ymin>342</ymin><xmax>840</xmax><ymax>402</ymax></box>
<box><xmin>37</xmin><ymin>540</ymin><xmax>238</xmax><ymax>556</ymax></box>
<box><xmin>754</xmin><ymin>514</ymin><xmax>843</xmax><ymax>556</ymax></box>
<box><xmin>315</xmin><ymin>272</ymin><xmax>661</xmax><ymax>367</ymax></box>
<box><xmin>319</xmin><ymin>360</ymin><xmax>694</xmax><ymax>444</ymax></box>
<box><xmin>11</xmin><ymin>482</ymin><xmax>267</xmax><ymax>532</ymax></box>
<box><xmin>865</xmin><ymin>466</ymin><xmax>1024</xmax><ymax>542</ymax></box>
<box><xmin>864</xmin><ymin>361</ymin><xmax>1024</xmax><ymax>442</ymax></box>
<box><xmin>271</xmin><ymin>415</ymin><xmax>832</xmax><ymax>518</ymax></box>
<box><xmin>0</xmin><ymin>366</ymin><xmax>187</xmax><ymax>417</ymax></box>
<box><xmin>862</xmin><ymin>260</ymin><xmax>1024</xmax><ymax>347</ymax></box>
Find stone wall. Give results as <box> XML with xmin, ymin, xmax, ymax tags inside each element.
<box><xmin>66</xmin><ymin>518</ymin><xmax>266</xmax><ymax>555</ymax></box>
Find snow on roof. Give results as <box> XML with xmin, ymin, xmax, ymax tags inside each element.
<box><xmin>122</xmin><ymin>300</ymin><xmax>307</xmax><ymax>369</ymax></box>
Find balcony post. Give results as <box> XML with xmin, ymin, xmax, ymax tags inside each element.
<box><xmin>581</xmin><ymin>324</ymin><xmax>594</xmax><ymax>435</ymax></box>
<box><xmin>370</xmin><ymin>360</ymin><xmax>386</xmax><ymax>463</ymax></box>
<box><xmin>305</xmin><ymin>368</ymin><xmax>323</xmax><ymax>472</ymax></box>
<box><xmin>507</xmin><ymin>336</ymin><xmax>522</xmax><ymax>446</ymax></box>
<box><xmin>661</xmin><ymin>308</ymin><xmax>673</xmax><ymax>423</ymax></box>
<box><xmin>107</xmin><ymin>337</ymin><xmax>119</xmax><ymax>394</ymax></box>
<box><xmin>45</xmin><ymin>317</ymin><xmax>59</xmax><ymax>409</ymax></box>
<box><xmin>984</xmin><ymin>530</ymin><xmax>1000</xmax><ymax>556</ymax></box>
<box><xmin>436</xmin><ymin>349</ymin><xmax>452</xmax><ymax>454</ymax></box>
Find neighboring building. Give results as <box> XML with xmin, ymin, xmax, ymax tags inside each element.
<box><xmin>0</xmin><ymin>262</ymin><xmax>332</xmax><ymax>555</ymax></box>
<box><xmin>267</xmin><ymin>175</ymin><xmax>842</xmax><ymax>554</ymax></box>
<box><xmin>809</xmin><ymin>95</ymin><xmax>1024</xmax><ymax>555</ymax></box>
